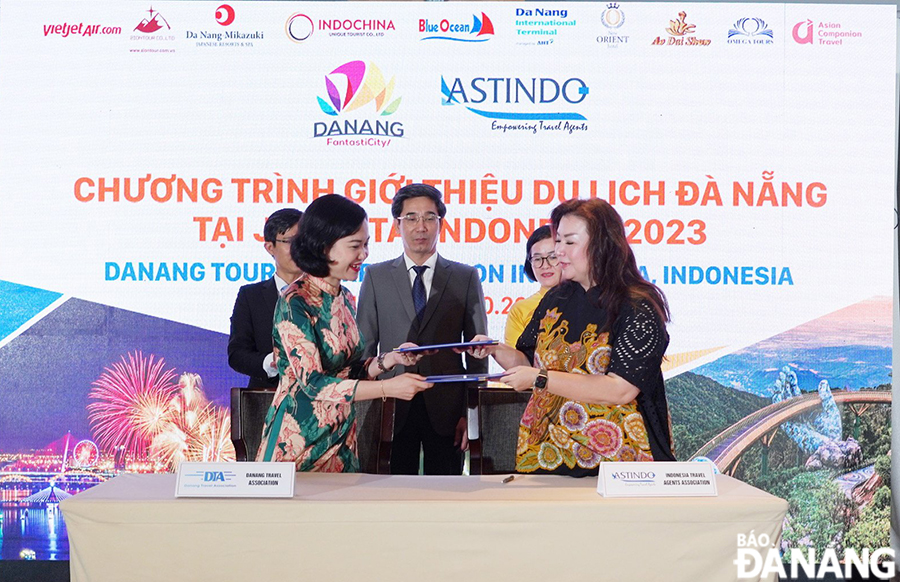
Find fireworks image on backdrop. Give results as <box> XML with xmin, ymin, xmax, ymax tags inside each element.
<box><xmin>88</xmin><ymin>351</ymin><xmax>234</xmax><ymax>471</ymax></box>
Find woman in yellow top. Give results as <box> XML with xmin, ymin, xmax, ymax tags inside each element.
<box><xmin>504</xmin><ymin>225</ymin><xmax>563</xmax><ymax>346</ymax></box>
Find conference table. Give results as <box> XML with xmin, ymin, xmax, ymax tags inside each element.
<box><xmin>61</xmin><ymin>472</ymin><xmax>787</xmax><ymax>582</ymax></box>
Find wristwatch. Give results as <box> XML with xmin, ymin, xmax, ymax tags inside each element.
<box><xmin>533</xmin><ymin>368</ymin><xmax>549</xmax><ymax>393</ymax></box>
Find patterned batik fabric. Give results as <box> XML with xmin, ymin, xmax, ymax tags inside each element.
<box><xmin>257</xmin><ymin>274</ymin><xmax>369</xmax><ymax>472</ymax></box>
<box><xmin>515</xmin><ymin>306</ymin><xmax>654</xmax><ymax>475</ymax></box>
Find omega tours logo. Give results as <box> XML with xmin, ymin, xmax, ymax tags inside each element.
<box><xmin>727</xmin><ymin>17</ymin><xmax>774</xmax><ymax>45</ymax></box>
<box><xmin>440</xmin><ymin>75</ymin><xmax>588</xmax><ymax>135</ymax></box>
<box><xmin>792</xmin><ymin>18</ymin><xmax>862</xmax><ymax>46</ymax></box>
<box><xmin>313</xmin><ymin>60</ymin><xmax>404</xmax><ymax>148</ymax></box>
<box><xmin>419</xmin><ymin>13</ymin><xmax>494</xmax><ymax>42</ymax></box>
<box><xmin>186</xmin><ymin>5</ymin><xmax>264</xmax><ymax>48</ymax></box>
<box><xmin>652</xmin><ymin>11</ymin><xmax>711</xmax><ymax>47</ymax></box>
<box><xmin>598</xmin><ymin>3</ymin><xmax>628</xmax><ymax>48</ymax></box>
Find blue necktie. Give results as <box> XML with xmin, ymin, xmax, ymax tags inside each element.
<box><xmin>412</xmin><ymin>265</ymin><xmax>428</xmax><ymax>321</ymax></box>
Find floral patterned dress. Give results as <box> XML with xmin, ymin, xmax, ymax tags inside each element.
<box><xmin>515</xmin><ymin>283</ymin><xmax>674</xmax><ymax>476</ymax></box>
<box><xmin>257</xmin><ymin>274</ymin><xmax>371</xmax><ymax>472</ymax></box>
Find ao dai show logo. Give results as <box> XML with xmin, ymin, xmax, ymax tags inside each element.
<box><xmin>313</xmin><ymin>60</ymin><xmax>404</xmax><ymax>148</ymax></box>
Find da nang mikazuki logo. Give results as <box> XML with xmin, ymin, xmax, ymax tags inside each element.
<box><xmin>419</xmin><ymin>13</ymin><xmax>494</xmax><ymax>42</ymax></box>
<box><xmin>317</xmin><ymin>60</ymin><xmax>401</xmax><ymax>117</ymax></box>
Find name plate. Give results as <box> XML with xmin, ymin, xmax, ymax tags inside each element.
<box><xmin>175</xmin><ymin>462</ymin><xmax>295</xmax><ymax>498</ymax></box>
<box><xmin>597</xmin><ymin>461</ymin><xmax>717</xmax><ymax>498</ymax></box>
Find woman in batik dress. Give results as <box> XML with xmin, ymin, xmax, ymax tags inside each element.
<box><xmin>466</xmin><ymin>199</ymin><xmax>675</xmax><ymax>475</ymax></box>
<box><xmin>257</xmin><ymin>195</ymin><xmax>432</xmax><ymax>471</ymax></box>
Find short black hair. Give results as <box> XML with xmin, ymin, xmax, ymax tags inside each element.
<box><xmin>391</xmin><ymin>183</ymin><xmax>447</xmax><ymax>219</ymax></box>
<box><xmin>523</xmin><ymin>224</ymin><xmax>553</xmax><ymax>282</ymax></box>
<box><xmin>263</xmin><ymin>208</ymin><xmax>303</xmax><ymax>244</ymax></box>
<box><xmin>292</xmin><ymin>195</ymin><xmax>367</xmax><ymax>277</ymax></box>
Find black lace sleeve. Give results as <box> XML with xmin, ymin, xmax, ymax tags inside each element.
<box><xmin>607</xmin><ymin>301</ymin><xmax>668</xmax><ymax>396</ymax></box>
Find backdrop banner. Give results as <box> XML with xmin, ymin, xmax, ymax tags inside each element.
<box><xmin>0</xmin><ymin>1</ymin><xmax>894</xmax><ymax>567</ymax></box>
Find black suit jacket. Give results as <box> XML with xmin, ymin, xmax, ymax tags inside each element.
<box><xmin>357</xmin><ymin>255</ymin><xmax>488</xmax><ymax>436</ymax></box>
<box><xmin>227</xmin><ymin>278</ymin><xmax>279</xmax><ymax>388</ymax></box>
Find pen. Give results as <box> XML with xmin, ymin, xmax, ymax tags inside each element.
<box><xmin>502</xmin><ymin>475</ymin><xmax>515</xmax><ymax>484</ymax></box>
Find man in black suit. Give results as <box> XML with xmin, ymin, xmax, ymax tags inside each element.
<box><xmin>358</xmin><ymin>184</ymin><xmax>487</xmax><ymax>475</ymax></box>
<box><xmin>227</xmin><ymin>208</ymin><xmax>302</xmax><ymax>388</ymax></box>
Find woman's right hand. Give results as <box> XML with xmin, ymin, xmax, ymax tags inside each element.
<box><xmin>455</xmin><ymin>334</ymin><xmax>498</xmax><ymax>359</ymax></box>
<box><xmin>385</xmin><ymin>373</ymin><xmax>433</xmax><ymax>401</ymax></box>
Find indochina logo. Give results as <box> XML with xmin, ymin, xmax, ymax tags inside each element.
<box><xmin>651</xmin><ymin>11</ymin><xmax>711</xmax><ymax>46</ymax></box>
<box><xmin>134</xmin><ymin>6</ymin><xmax>171</xmax><ymax>34</ymax></box>
<box><xmin>792</xmin><ymin>18</ymin><xmax>861</xmax><ymax>45</ymax></box>
<box><xmin>727</xmin><ymin>18</ymin><xmax>774</xmax><ymax>45</ymax></box>
<box><xmin>441</xmin><ymin>75</ymin><xmax>588</xmax><ymax>135</ymax></box>
<box><xmin>419</xmin><ymin>13</ymin><xmax>494</xmax><ymax>42</ymax></box>
<box><xmin>313</xmin><ymin>61</ymin><xmax>403</xmax><ymax>148</ymax></box>
<box><xmin>598</xmin><ymin>3</ymin><xmax>628</xmax><ymax>47</ymax></box>
<box><xmin>187</xmin><ymin>4</ymin><xmax>264</xmax><ymax>48</ymax></box>
<box><xmin>286</xmin><ymin>13</ymin><xmax>314</xmax><ymax>42</ymax></box>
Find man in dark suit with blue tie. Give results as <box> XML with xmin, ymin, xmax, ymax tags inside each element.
<box><xmin>358</xmin><ymin>184</ymin><xmax>487</xmax><ymax>475</ymax></box>
<box><xmin>227</xmin><ymin>208</ymin><xmax>302</xmax><ymax>388</ymax></box>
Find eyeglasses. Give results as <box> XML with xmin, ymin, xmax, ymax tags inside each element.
<box><xmin>529</xmin><ymin>253</ymin><xmax>559</xmax><ymax>268</ymax></box>
<box><xmin>398</xmin><ymin>213</ymin><xmax>440</xmax><ymax>226</ymax></box>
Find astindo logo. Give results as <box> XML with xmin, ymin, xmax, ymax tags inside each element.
<box><xmin>420</xmin><ymin>13</ymin><xmax>494</xmax><ymax>42</ymax></box>
<box><xmin>792</xmin><ymin>19</ymin><xmax>812</xmax><ymax>44</ymax></box>
<box><xmin>314</xmin><ymin>61</ymin><xmax>403</xmax><ymax>147</ymax></box>
<box><xmin>610</xmin><ymin>471</ymin><xmax>655</xmax><ymax>481</ymax></box>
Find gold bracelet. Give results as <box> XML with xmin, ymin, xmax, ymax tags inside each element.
<box><xmin>380</xmin><ymin>380</ymin><xmax>386</xmax><ymax>402</ymax></box>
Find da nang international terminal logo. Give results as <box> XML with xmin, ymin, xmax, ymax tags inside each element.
<box><xmin>440</xmin><ymin>74</ymin><xmax>588</xmax><ymax>135</ymax></box>
<box><xmin>419</xmin><ymin>13</ymin><xmax>494</xmax><ymax>42</ymax></box>
<box><xmin>313</xmin><ymin>60</ymin><xmax>403</xmax><ymax>148</ymax></box>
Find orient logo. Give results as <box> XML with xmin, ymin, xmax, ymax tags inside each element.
<box><xmin>792</xmin><ymin>19</ymin><xmax>862</xmax><ymax>46</ymax></box>
<box><xmin>419</xmin><ymin>13</ymin><xmax>494</xmax><ymax>42</ymax></box>
<box><xmin>313</xmin><ymin>61</ymin><xmax>403</xmax><ymax>148</ymax></box>
<box><xmin>187</xmin><ymin>4</ymin><xmax>264</xmax><ymax>48</ymax></box>
<box><xmin>727</xmin><ymin>18</ymin><xmax>774</xmax><ymax>45</ymax></box>
<box><xmin>441</xmin><ymin>75</ymin><xmax>588</xmax><ymax>135</ymax></box>
<box><xmin>597</xmin><ymin>3</ymin><xmax>628</xmax><ymax>47</ymax></box>
<box><xmin>651</xmin><ymin>11</ymin><xmax>711</xmax><ymax>47</ymax></box>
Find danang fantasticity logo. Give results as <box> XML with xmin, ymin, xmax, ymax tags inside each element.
<box><xmin>419</xmin><ymin>13</ymin><xmax>494</xmax><ymax>42</ymax></box>
<box><xmin>441</xmin><ymin>75</ymin><xmax>588</xmax><ymax>135</ymax></box>
<box><xmin>313</xmin><ymin>60</ymin><xmax>403</xmax><ymax>147</ymax></box>
<box><xmin>727</xmin><ymin>17</ymin><xmax>774</xmax><ymax>45</ymax></box>
<box><xmin>652</xmin><ymin>11</ymin><xmax>711</xmax><ymax>46</ymax></box>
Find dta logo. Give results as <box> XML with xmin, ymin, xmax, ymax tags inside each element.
<box><xmin>314</xmin><ymin>61</ymin><xmax>403</xmax><ymax>147</ymax></box>
<box><xmin>184</xmin><ymin>470</ymin><xmax>236</xmax><ymax>483</ymax></box>
<box><xmin>216</xmin><ymin>5</ymin><xmax>236</xmax><ymax>26</ymax></box>
<box><xmin>419</xmin><ymin>13</ymin><xmax>494</xmax><ymax>42</ymax></box>
<box><xmin>792</xmin><ymin>19</ymin><xmax>812</xmax><ymax>44</ymax></box>
<box><xmin>286</xmin><ymin>13</ymin><xmax>314</xmax><ymax>42</ymax></box>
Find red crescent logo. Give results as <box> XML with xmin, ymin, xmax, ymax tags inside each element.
<box><xmin>216</xmin><ymin>4</ymin><xmax>235</xmax><ymax>26</ymax></box>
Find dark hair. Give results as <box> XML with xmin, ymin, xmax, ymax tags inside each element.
<box><xmin>263</xmin><ymin>208</ymin><xmax>303</xmax><ymax>244</ymax></box>
<box><xmin>391</xmin><ymin>183</ymin><xmax>447</xmax><ymax>219</ymax></box>
<box><xmin>523</xmin><ymin>224</ymin><xmax>553</xmax><ymax>282</ymax></box>
<box><xmin>291</xmin><ymin>195</ymin><xmax>367</xmax><ymax>277</ymax></box>
<box><xmin>550</xmin><ymin>199</ymin><xmax>669</xmax><ymax>330</ymax></box>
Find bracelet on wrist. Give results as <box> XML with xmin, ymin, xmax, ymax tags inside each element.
<box><xmin>376</xmin><ymin>352</ymin><xmax>389</xmax><ymax>374</ymax></box>
<box><xmin>380</xmin><ymin>380</ymin><xmax>386</xmax><ymax>402</ymax></box>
